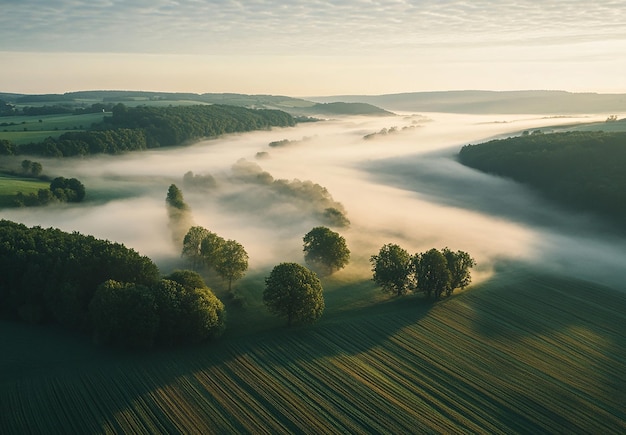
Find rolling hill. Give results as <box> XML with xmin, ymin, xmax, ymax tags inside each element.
<box><xmin>309</xmin><ymin>90</ymin><xmax>626</xmax><ymax>114</ymax></box>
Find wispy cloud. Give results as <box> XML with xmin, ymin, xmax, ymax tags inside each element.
<box><xmin>2</xmin><ymin>0</ymin><xmax>625</xmax><ymax>55</ymax></box>
<box><xmin>2</xmin><ymin>1</ymin><xmax>625</xmax><ymax>94</ymax></box>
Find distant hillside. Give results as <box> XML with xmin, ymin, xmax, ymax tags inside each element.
<box><xmin>309</xmin><ymin>90</ymin><xmax>626</xmax><ymax>114</ymax></box>
<box><xmin>296</xmin><ymin>102</ymin><xmax>394</xmax><ymax>116</ymax></box>
<box><xmin>0</xmin><ymin>91</ymin><xmax>392</xmax><ymax>117</ymax></box>
<box><xmin>6</xmin><ymin>89</ymin><xmax>625</xmax><ymax>115</ymax></box>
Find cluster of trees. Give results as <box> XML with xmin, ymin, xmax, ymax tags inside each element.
<box><xmin>18</xmin><ymin>129</ymin><xmax>148</xmax><ymax>157</ymax></box>
<box><xmin>459</xmin><ymin>131</ymin><xmax>626</xmax><ymax>224</ymax></box>
<box><xmin>229</xmin><ymin>159</ymin><xmax>351</xmax><ymax>227</ymax></box>
<box><xmin>182</xmin><ymin>226</ymin><xmax>249</xmax><ymax>292</ymax></box>
<box><xmin>0</xmin><ymin>103</ymin><xmax>296</xmax><ymax>157</ymax></box>
<box><xmin>103</xmin><ymin>104</ymin><xmax>295</xmax><ymax>148</ymax></box>
<box><xmin>0</xmin><ymin>139</ymin><xmax>16</xmax><ymax>155</ymax></box>
<box><xmin>91</xmin><ymin>270</ymin><xmax>225</xmax><ymax>348</ymax></box>
<box><xmin>15</xmin><ymin>176</ymin><xmax>86</xmax><ymax>207</ymax></box>
<box><xmin>0</xmin><ymin>220</ymin><xmax>225</xmax><ymax>349</ymax></box>
<box><xmin>0</xmin><ymin>214</ymin><xmax>477</xmax><ymax>346</ymax></box>
<box><xmin>182</xmin><ymin>170</ymin><xmax>217</xmax><ymax>190</ymax></box>
<box><xmin>20</xmin><ymin>159</ymin><xmax>43</xmax><ymax>176</ymax></box>
<box><xmin>180</xmin><ymin>225</ymin><xmax>348</xmax><ymax>326</ymax></box>
<box><xmin>370</xmin><ymin>244</ymin><xmax>475</xmax><ymax>299</ymax></box>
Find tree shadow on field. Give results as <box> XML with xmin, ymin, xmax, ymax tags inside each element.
<box><xmin>465</xmin><ymin>261</ymin><xmax>626</xmax><ymax>342</ymax></box>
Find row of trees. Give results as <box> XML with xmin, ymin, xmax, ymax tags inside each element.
<box><xmin>0</xmin><ymin>220</ymin><xmax>225</xmax><ymax>349</ymax></box>
<box><xmin>18</xmin><ymin>128</ymin><xmax>148</xmax><ymax>157</ymax></box>
<box><xmin>370</xmin><ymin>244</ymin><xmax>475</xmax><ymax>299</ymax></box>
<box><xmin>0</xmin><ymin>102</ymin><xmax>110</xmax><ymax>116</ymax></box>
<box><xmin>459</xmin><ymin>130</ymin><xmax>626</xmax><ymax>225</ymax></box>
<box><xmin>1</xmin><ymin>104</ymin><xmax>296</xmax><ymax>157</ymax></box>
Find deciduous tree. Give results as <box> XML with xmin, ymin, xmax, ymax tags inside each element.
<box><xmin>166</xmin><ymin>184</ymin><xmax>187</xmax><ymax>210</ymax></box>
<box><xmin>370</xmin><ymin>244</ymin><xmax>413</xmax><ymax>296</ymax></box>
<box><xmin>442</xmin><ymin>248</ymin><xmax>476</xmax><ymax>295</ymax></box>
<box><xmin>263</xmin><ymin>263</ymin><xmax>324</xmax><ymax>326</ymax></box>
<box><xmin>303</xmin><ymin>226</ymin><xmax>350</xmax><ymax>275</ymax></box>
<box><xmin>214</xmin><ymin>239</ymin><xmax>248</xmax><ymax>291</ymax></box>
<box><xmin>182</xmin><ymin>226</ymin><xmax>210</xmax><ymax>270</ymax></box>
<box><xmin>413</xmin><ymin>249</ymin><xmax>451</xmax><ymax>299</ymax></box>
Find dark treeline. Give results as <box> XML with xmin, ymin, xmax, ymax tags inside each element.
<box><xmin>103</xmin><ymin>104</ymin><xmax>295</xmax><ymax>148</ymax></box>
<box><xmin>2</xmin><ymin>103</ymin><xmax>295</xmax><ymax>157</ymax></box>
<box><xmin>19</xmin><ymin>128</ymin><xmax>149</xmax><ymax>156</ymax></box>
<box><xmin>459</xmin><ymin>131</ymin><xmax>626</xmax><ymax>224</ymax></box>
<box><xmin>0</xmin><ymin>220</ymin><xmax>226</xmax><ymax>349</ymax></box>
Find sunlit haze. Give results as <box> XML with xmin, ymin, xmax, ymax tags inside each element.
<box><xmin>3</xmin><ymin>113</ymin><xmax>626</xmax><ymax>289</ymax></box>
<box><xmin>1</xmin><ymin>0</ymin><xmax>626</xmax><ymax>95</ymax></box>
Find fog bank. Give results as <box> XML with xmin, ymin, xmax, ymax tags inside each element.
<box><xmin>4</xmin><ymin>112</ymin><xmax>624</xmax><ymax>289</ymax></box>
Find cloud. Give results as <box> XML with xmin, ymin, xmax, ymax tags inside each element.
<box><xmin>2</xmin><ymin>0</ymin><xmax>625</xmax><ymax>55</ymax></box>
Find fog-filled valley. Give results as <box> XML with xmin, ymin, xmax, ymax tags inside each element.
<box><xmin>4</xmin><ymin>111</ymin><xmax>624</xmax><ymax>289</ymax></box>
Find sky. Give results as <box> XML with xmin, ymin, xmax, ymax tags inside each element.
<box><xmin>1</xmin><ymin>0</ymin><xmax>626</xmax><ymax>96</ymax></box>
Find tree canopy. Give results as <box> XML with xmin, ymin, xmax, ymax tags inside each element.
<box><xmin>443</xmin><ymin>247</ymin><xmax>476</xmax><ymax>292</ymax></box>
<box><xmin>413</xmin><ymin>248</ymin><xmax>452</xmax><ymax>299</ymax></box>
<box><xmin>0</xmin><ymin>220</ymin><xmax>226</xmax><ymax>349</ymax></box>
<box><xmin>0</xmin><ymin>220</ymin><xmax>160</xmax><ymax>329</ymax></box>
<box><xmin>370</xmin><ymin>244</ymin><xmax>413</xmax><ymax>296</ymax></box>
<box><xmin>214</xmin><ymin>240</ymin><xmax>249</xmax><ymax>291</ymax></box>
<box><xmin>263</xmin><ymin>263</ymin><xmax>325</xmax><ymax>326</ymax></box>
<box><xmin>181</xmin><ymin>226</ymin><xmax>248</xmax><ymax>291</ymax></box>
<box><xmin>166</xmin><ymin>184</ymin><xmax>188</xmax><ymax>210</ymax></box>
<box><xmin>8</xmin><ymin>104</ymin><xmax>295</xmax><ymax>157</ymax></box>
<box><xmin>303</xmin><ymin>226</ymin><xmax>350</xmax><ymax>275</ymax></box>
<box><xmin>370</xmin><ymin>243</ymin><xmax>476</xmax><ymax>300</ymax></box>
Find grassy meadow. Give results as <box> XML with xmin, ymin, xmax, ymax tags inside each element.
<box><xmin>2</xmin><ymin>263</ymin><xmax>625</xmax><ymax>433</ymax></box>
<box><xmin>0</xmin><ymin>112</ymin><xmax>106</xmax><ymax>144</ymax></box>
<box><xmin>0</xmin><ymin>175</ymin><xmax>49</xmax><ymax>207</ymax></box>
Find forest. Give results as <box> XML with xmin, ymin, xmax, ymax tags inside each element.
<box><xmin>458</xmin><ymin>130</ymin><xmax>626</xmax><ymax>226</ymax></box>
<box><xmin>0</xmin><ymin>103</ymin><xmax>295</xmax><ymax>157</ymax></box>
<box><xmin>0</xmin><ymin>220</ymin><xmax>225</xmax><ymax>348</ymax></box>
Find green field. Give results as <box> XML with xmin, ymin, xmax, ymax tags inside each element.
<box><xmin>0</xmin><ymin>175</ymin><xmax>49</xmax><ymax>207</ymax></box>
<box><xmin>1</xmin><ymin>264</ymin><xmax>624</xmax><ymax>433</ymax></box>
<box><xmin>0</xmin><ymin>112</ymin><xmax>106</xmax><ymax>144</ymax></box>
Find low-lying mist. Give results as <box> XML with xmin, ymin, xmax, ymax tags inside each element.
<box><xmin>4</xmin><ymin>112</ymin><xmax>624</xmax><ymax>289</ymax></box>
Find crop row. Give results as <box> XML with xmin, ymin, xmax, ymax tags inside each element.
<box><xmin>1</xmin><ymin>269</ymin><xmax>625</xmax><ymax>433</ymax></box>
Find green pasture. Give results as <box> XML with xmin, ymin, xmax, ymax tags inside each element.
<box><xmin>0</xmin><ymin>112</ymin><xmax>106</xmax><ymax>144</ymax></box>
<box><xmin>544</xmin><ymin>119</ymin><xmax>626</xmax><ymax>134</ymax></box>
<box><xmin>0</xmin><ymin>175</ymin><xmax>48</xmax><ymax>207</ymax></box>
<box><xmin>1</xmin><ymin>263</ymin><xmax>625</xmax><ymax>433</ymax></box>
